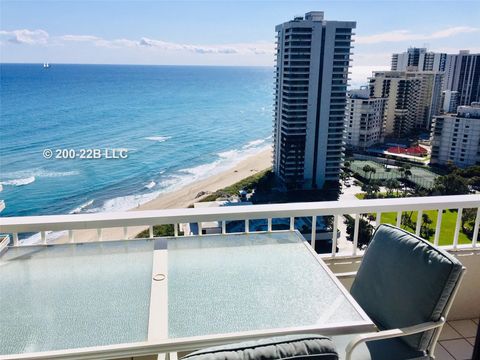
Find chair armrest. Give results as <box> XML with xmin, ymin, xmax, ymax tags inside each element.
<box><xmin>345</xmin><ymin>318</ymin><xmax>445</xmax><ymax>360</ymax></box>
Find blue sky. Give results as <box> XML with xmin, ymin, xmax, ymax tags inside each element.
<box><xmin>1</xmin><ymin>0</ymin><xmax>479</xmax><ymax>86</ymax></box>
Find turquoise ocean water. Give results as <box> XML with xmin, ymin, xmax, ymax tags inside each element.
<box><xmin>0</xmin><ymin>64</ymin><xmax>273</xmax><ymax>222</ymax></box>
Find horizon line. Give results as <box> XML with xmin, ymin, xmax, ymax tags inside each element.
<box><xmin>0</xmin><ymin>62</ymin><xmax>273</xmax><ymax>68</ymax></box>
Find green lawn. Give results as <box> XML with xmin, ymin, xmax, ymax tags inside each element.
<box><xmin>355</xmin><ymin>192</ymin><xmax>402</xmax><ymax>200</ymax></box>
<box><xmin>379</xmin><ymin>209</ymin><xmax>472</xmax><ymax>246</ymax></box>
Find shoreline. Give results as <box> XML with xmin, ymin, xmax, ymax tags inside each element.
<box><xmin>53</xmin><ymin>148</ymin><xmax>273</xmax><ymax>243</ymax></box>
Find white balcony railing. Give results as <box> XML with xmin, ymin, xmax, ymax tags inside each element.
<box><xmin>0</xmin><ymin>195</ymin><xmax>479</xmax><ymax>258</ymax></box>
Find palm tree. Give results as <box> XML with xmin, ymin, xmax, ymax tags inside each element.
<box><xmin>362</xmin><ymin>165</ymin><xmax>376</xmax><ymax>182</ymax></box>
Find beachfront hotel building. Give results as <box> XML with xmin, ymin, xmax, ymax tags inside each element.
<box><xmin>345</xmin><ymin>87</ymin><xmax>386</xmax><ymax>149</ymax></box>
<box><xmin>430</xmin><ymin>102</ymin><xmax>480</xmax><ymax>167</ymax></box>
<box><xmin>272</xmin><ymin>11</ymin><xmax>356</xmax><ymax>189</ymax></box>
<box><xmin>369</xmin><ymin>70</ymin><xmax>443</xmax><ymax>138</ymax></box>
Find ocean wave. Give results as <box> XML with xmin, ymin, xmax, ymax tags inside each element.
<box><xmin>177</xmin><ymin>142</ymin><xmax>272</xmax><ymax>187</ymax></box>
<box><xmin>69</xmin><ymin>199</ymin><xmax>94</xmax><ymax>214</ymax></box>
<box><xmin>1</xmin><ymin>169</ymin><xmax>79</xmax><ymax>180</ymax></box>
<box><xmin>145</xmin><ymin>136</ymin><xmax>171</xmax><ymax>142</ymax></box>
<box><xmin>243</xmin><ymin>139</ymin><xmax>266</xmax><ymax>149</ymax></box>
<box><xmin>1</xmin><ymin>176</ymin><xmax>35</xmax><ymax>186</ymax></box>
<box><xmin>89</xmin><ymin>191</ymin><xmax>161</xmax><ymax>213</ymax></box>
<box><xmin>145</xmin><ymin>181</ymin><xmax>156</xmax><ymax>189</ymax></box>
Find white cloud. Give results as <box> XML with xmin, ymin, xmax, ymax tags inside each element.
<box><xmin>356</xmin><ymin>26</ymin><xmax>479</xmax><ymax>44</ymax></box>
<box><xmin>1</xmin><ymin>28</ymin><xmax>273</xmax><ymax>56</ymax></box>
<box><xmin>0</xmin><ymin>29</ymin><xmax>49</xmax><ymax>45</ymax></box>
<box><xmin>138</xmin><ymin>36</ymin><xmax>236</xmax><ymax>53</ymax></box>
<box><xmin>60</xmin><ymin>34</ymin><xmax>102</xmax><ymax>42</ymax></box>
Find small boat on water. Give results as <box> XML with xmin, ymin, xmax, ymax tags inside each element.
<box><xmin>43</xmin><ymin>63</ymin><xmax>50</xmax><ymax>69</ymax></box>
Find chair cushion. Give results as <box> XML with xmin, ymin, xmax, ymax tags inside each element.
<box><xmin>350</xmin><ymin>224</ymin><xmax>463</xmax><ymax>352</ymax></box>
<box><xmin>181</xmin><ymin>334</ymin><xmax>338</xmax><ymax>360</ymax></box>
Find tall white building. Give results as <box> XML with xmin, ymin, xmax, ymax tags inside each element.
<box><xmin>430</xmin><ymin>103</ymin><xmax>480</xmax><ymax>167</ymax></box>
<box><xmin>346</xmin><ymin>87</ymin><xmax>386</xmax><ymax>149</ymax></box>
<box><xmin>369</xmin><ymin>70</ymin><xmax>443</xmax><ymax>138</ymax></box>
<box><xmin>441</xmin><ymin>90</ymin><xmax>458</xmax><ymax>113</ymax></box>
<box><xmin>444</xmin><ymin>51</ymin><xmax>480</xmax><ymax>106</ymax></box>
<box><xmin>273</xmin><ymin>11</ymin><xmax>356</xmax><ymax>189</ymax></box>
<box><xmin>391</xmin><ymin>47</ymin><xmax>447</xmax><ymax>72</ymax></box>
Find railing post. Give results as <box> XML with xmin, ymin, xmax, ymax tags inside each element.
<box><xmin>41</xmin><ymin>231</ymin><xmax>46</xmax><ymax>245</ymax></box>
<box><xmin>434</xmin><ymin>209</ymin><xmax>443</xmax><ymax>247</ymax></box>
<box><xmin>267</xmin><ymin>218</ymin><xmax>272</xmax><ymax>232</ymax></box>
<box><xmin>396</xmin><ymin>211</ymin><xmax>402</xmax><ymax>227</ymax></box>
<box><xmin>311</xmin><ymin>215</ymin><xmax>317</xmax><ymax>249</ymax></box>
<box><xmin>376</xmin><ymin>212</ymin><xmax>381</xmax><ymax>226</ymax></box>
<box><xmin>222</xmin><ymin>221</ymin><xmax>226</xmax><ymax>235</ymax></box>
<box><xmin>149</xmin><ymin>226</ymin><xmax>154</xmax><ymax>238</ymax></box>
<box><xmin>453</xmin><ymin>208</ymin><xmax>463</xmax><ymax>250</ymax></box>
<box><xmin>245</xmin><ymin>219</ymin><xmax>250</xmax><ymax>233</ymax></box>
<box><xmin>97</xmin><ymin>228</ymin><xmax>103</xmax><ymax>241</ymax></box>
<box><xmin>13</xmin><ymin>233</ymin><xmax>19</xmax><ymax>246</ymax></box>
<box><xmin>123</xmin><ymin>227</ymin><xmax>128</xmax><ymax>239</ymax></box>
<box><xmin>415</xmin><ymin>210</ymin><xmax>423</xmax><ymax>236</ymax></box>
<box><xmin>68</xmin><ymin>230</ymin><xmax>74</xmax><ymax>243</ymax></box>
<box><xmin>472</xmin><ymin>207</ymin><xmax>480</xmax><ymax>248</ymax></box>
<box><xmin>331</xmin><ymin>215</ymin><xmax>338</xmax><ymax>257</ymax></box>
<box><xmin>198</xmin><ymin>222</ymin><xmax>202</xmax><ymax>236</ymax></box>
<box><xmin>353</xmin><ymin>214</ymin><xmax>360</xmax><ymax>256</ymax></box>
<box><xmin>290</xmin><ymin>217</ymin><xmax>294</xmax><ymax>231</ymax></box>
<box><xmin>174</xmin><ymin>224</ymin><xmax>178</xmax><ymax>237</ymax></box>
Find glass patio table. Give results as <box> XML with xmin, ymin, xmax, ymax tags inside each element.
<box><xmin>0</xmin><ymin>231</ymin><xmax>374</xmax><ymax>359</ymax></box>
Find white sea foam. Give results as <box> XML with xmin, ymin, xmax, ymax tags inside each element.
<box><xmin>1</xmin><ymin>176</ymin><xmax>36</xmax><ymax>186</ymax></box>
<box><xmin>243</xmin><ymin>139</ymin><xmax>265</xmax><ymax>149</ymax></box>
<box><xmin>2</xmin><ymin>169</ymin><xmax>79</xmax><ymax>180</ymax></box>
<box><xmin>145</xmin><ymin>181</ymin><xmax>156</xmax><ymax>189</ymax></box>
<box><xmin>90</xmin><ymin>191</ymin><xmax>161</xmax><ymax>213</ymax></box>
<box><xmin>69</xmin><ymin>199</ymin><xmax>94</xmax><ymax>214</ymax></box>
<box><xmin>145</xmin><ymin>136</ymin><xmax>171</xmax><ymax>142</ymax></box>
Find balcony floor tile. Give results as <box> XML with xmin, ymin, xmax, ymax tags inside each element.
<box><xmin>440</xmin><ymin>323</ymin><xmax>463</xmax><ymax>341</ymax></box>
<box><xmin>439</xmin><ymin>339</ymin><xmax>473</xmax><ymax>360</ymax></box>
<box><xmin>434</xmin><ymin>344</ymin><xmax>456</xmax><ymax>360</ymax></box>
<box><xmin>449</xmin><ymin>319</ymin><xmax>478</xmax><ymax>338</ymax></box>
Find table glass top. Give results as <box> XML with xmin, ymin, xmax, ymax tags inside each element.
<box><xmin>167</xmin><ymin>232</ymin><xmax>364</xmax><ymax>338</ymax></box>
<box><xmin>0</xmin><ymin>240</ymin><xmax>154</xmax><ymax>355</ymax></box>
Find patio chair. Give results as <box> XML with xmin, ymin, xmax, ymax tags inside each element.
<box><xmin>334</xmin><ymin>224</ymin><xmax>466</xmax><ymax>360</ymax></box>
<box><xmin>180</xmin><ymin>334</ymin><xmax>339</xmax><ymax>360</ymax></box>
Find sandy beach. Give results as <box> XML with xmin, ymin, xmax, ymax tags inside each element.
<box><xmin>55</xmin><ymin>148</ymin><xmax>273</xmax><ymax>243</ymax></box>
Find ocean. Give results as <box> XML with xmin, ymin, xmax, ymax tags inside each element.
<box><xmin>0</xmin><ymin>64</ymin><xmax>273</xmax><ymax>219</ymax></box>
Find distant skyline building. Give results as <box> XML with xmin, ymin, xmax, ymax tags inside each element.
<box><xmin>444</xmin><ymin>50</ymin><xmax>480</xmax><ymax>106</ymax></box>
<box><xmin>441</xmin><ymin>90</ymin><xmax>458</xmax><ymax>113</ymax></box>
<box><xmin>272</xmin><ymin>11</ymin><xmax>356</xmax><ymax>189</ymax></box>
<box><xmin>346</xmin><ymin>87</ymin><xmax>386</xmax><ymax>149</ymax></box>
<box><xmin>430</xmin><ymin>103</ymin><xmax>480</xmax><ymax>167</ymax></box>
<box><xmin>391</xmin><ymin>47</ymin><xmax>447</xmax><ymax>72</ymax></box>
<box><xmin>369</xmin><ymin>70</ymin><xmax>443</xmax><ymax>138</ymax></box>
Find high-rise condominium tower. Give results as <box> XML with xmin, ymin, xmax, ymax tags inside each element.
<box><xmin>391</xmin><ymin>47</ymin><xmax>447</xmax><ymax>72</ymax></box>
<box><xmin>346</xmin><ymin>87</ymin><xmax>386</xmax><ymax>149</ymax></box>
<box><xmin>273</xmin><ymin>11</ymin><xmax>356</xmax><ymax>189</ymax></box>
<box><xmin>369</xmin><ymin>71</ymin><xmax>443</xmax><ymax>138</ymax></box>
<box><xmin>431</xmin><ymin>103</ymin><xmax>480</xmax><ymax>167</ymax></box>
<box><xmin>444</xmin><ymin>51</ymin><xmax>480</xmax><ymax>106</ymax></box>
